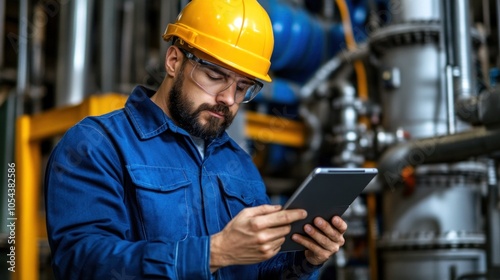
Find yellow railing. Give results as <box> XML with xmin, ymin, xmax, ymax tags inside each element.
<box><xmin>15</xmin><ymin>93</ymin><xmax>128</xmax><ymax>280</ymax></box>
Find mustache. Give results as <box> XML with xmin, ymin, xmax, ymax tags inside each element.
<box><xmin>195</xmin><ymin>103</ymin><xmax>231</xmax><ymax>118</ymax></box>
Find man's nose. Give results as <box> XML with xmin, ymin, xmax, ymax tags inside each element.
<box><xmin>215</xmin><ymin>83</ymin><xmax>237</xmax><ymax>106</ymax></box>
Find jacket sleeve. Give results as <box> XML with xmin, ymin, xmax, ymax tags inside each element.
<box><xmin>45</xmin><ymin>122</ymin><xmax>211</xmax><ymax>279</ymax></box>
<box><xmin>257</xmin><ymin>250</ymin><xmax>321</xmax><ymax>279</ymax></box>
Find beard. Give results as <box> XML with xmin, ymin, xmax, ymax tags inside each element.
<box><xmin>168</xmin><ymin>72</ymin><xmax>235</xmax><ymax>140</ymax></box>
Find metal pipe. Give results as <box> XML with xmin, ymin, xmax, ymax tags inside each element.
<box><xmin>482</xmin><ymin>0</ymin><xmax>490</xmax><ymax>36</ymax></box>
<box><xmin>477</xmin><ymin>91</ymin><xmax>500</xmax><ymax>127</ymax></box>
<box><xmin>497</xmin><ymin>0</ymin><xmax>500</xmax><ymax>68</ymax></box>
<box><xmin>441</xmin><ymin>0</ymin><xmax>456</xmax><ymax>134</ymax></box>
<box><xmin>443</xmin><ymin>0</ymin><xmax>455</xmax><ymax>66</ymax></box>
<box><xmin>299</xmin><ymin>61</ymin><xmax>357</xmax><ymax>164</ymax></box>
<box><xmin>134</xmin><ymin>0</ymin><xmax>147</xmax><ymax>83</ymax></box>
<box><xmin>445</xmin><ymin>65</ymin><xmax>456</xmax><ymax>134</ymax></box>
<box><xmin>455</xmin><ymin>89</ymin><xmax>500</xmax><ymax>127</ymax></box>
<box><xmin>377</xmin><ymin>126</ymin><xmax>500</xmax><ymax>188</ymax></box>
<box><xmin>454</xmin><ymin>0</ymin><xmax>476</xmax><ymax>99</ymax></box>
<box><xmin>120</xmin><ymin>0</ymin><xmax>134</xmax><ymax>91</ymax></box>
<box><xmin>337</xmin><ymin>82</ymin><xmax>357</xmax><ymax>131</ymax></box>
<box><xmin>299</xmin><ymin>44</ymin><xmax>368</xmax><ymax>100</ymax></box>
<box><xmin>486</xmin><ymin>159</ymin><xmax>500</xmax><ymax>274</ymax></box>
<box><xmin>56</xmin><ymin>0</ymin><xmax>95</xmax><ymax>106</ymax></box>
<box><xmin>0</xmin><ymin>0</ymin><xmax>6</xmax><ymax>69</ymax></box>
<box><xmin>323</xmin><ymin>0</ymin><xmax>334</xmax><ymax>19</ymax></box>
<box><xmin>100</xmin><ymin>0</ymin><xmax>118</xmax><ymax>93</ymax></box>
<box><xmin>16</xmin><ymin>0</ymin><xmax>29</xmax><ymax>117</ymax></box>
<box><xmin>298</xmin><ymin>105</ymin><xmax>322</xmax><ymax>163</ymax></box>
<box><xmin>30</xmin><ymin>3</ymin><xmax>47</xmax><ymax>113</ymax></box>
<box><xmin>332</xmin><ymin>81</ymin><xmax>364</xmax><ymax>167</ymax></box>
<box><xmin>31</xmin><ymin>3</ymin><xmax>46</xmax><ymax>87</ymax></box>
<box><xmin>390</xmin><ymin>0</ymin><xmax>440</xmax><ymax>23</ymax></box>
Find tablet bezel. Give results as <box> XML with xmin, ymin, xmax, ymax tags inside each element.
<box><xmin>280</xmin><ymin>167</ymin><xmax>378</xmax><ymax>252</ymax></box>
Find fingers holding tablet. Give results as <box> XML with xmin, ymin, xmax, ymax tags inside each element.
<box><xmin>289</xmin><ymin>215</ymin><xmax>347</xmax><ymax>265</ymax></box>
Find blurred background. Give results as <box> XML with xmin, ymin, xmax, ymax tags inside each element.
<box><xmin>1</xmin><ymin>0</ymin><xmax>500</xmax><ymax>279</ymax></box>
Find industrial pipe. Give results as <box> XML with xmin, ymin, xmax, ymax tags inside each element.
<box><xmin>453</xmin><ymin>0</ymin><xmax>476</xmax><ymax>99</ymax></box>
<box><xmin>56</xmin><ymin>0</ymin><xmax>95</xmax><ymax>106</ymax></box>
<box><xmin>485</xmin><ymin>159</ymin><xmax>500</xmax><ymax>277</ymax></box>
<box><xmin>100</xmin><ymin>0</ymin><xmax>118</xmax><ymax>93</ymax></box>
<box><xmin>456</xmin><ymin>90</ymin><xmax>500</xmax><ymax>127</ymax></box>
<box><xmin>299</xmin><ymin>43</ymin><xmax>368</xmax><ymax>100</ymax></box>
<box><xmin>30</xmin><ymin>3</ymin><xmax>47</xmax><ymax>113</ymax></box>
<box><xmin>377</xmin><ymin>126</ymin><xmax>500</xmax><ymax>188</ymax></box>
<box><xmin>298</xmin><ymin>45</ymin><xmax>369</xmax><ymax>166</ymax></box>
<box><xmin>16</xmin><ymin>0</ymin><xmax>29</xmax><ymax>117</ymax></box>
<box><xmin>0</xmin><ymin>0</ymin><xmax>6</xmax><ymax>69</ymax></box>
<box><xmin>497</xmin><ymin>0</ymin><xmax>500</xmax><ymax>70</ymax></box>
<box><xmin>440</xmin><ymin>0</ymin><xmax>457</xmax><ymax>134</ymax></box>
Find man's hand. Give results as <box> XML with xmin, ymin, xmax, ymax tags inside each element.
<box><xmin>210</xmin><ymin>205</ymin><xmax>307</xmax><ymax>272</ymax></box>
<box><xmin>291</xmin><ymin>216</ymin><xmax>348</xmax><ymax>265</ymax></box>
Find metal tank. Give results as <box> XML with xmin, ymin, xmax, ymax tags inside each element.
<box><xmin>379</xmin><ymin>162</ymin><xmax>487</xmax><ymax>279</ymax></box>
<box><xmin>370</xmin><ymin>0</ymin><xmax>487</xmax><ymax>279</ymax></box>
<box><xmin>371</xmin><ymin>23</ymin><xmax>448</xmax><ymax>139</ymax></box>
<box><xmin>390</xmin><ymin>0</ymin><xmax>440</xmax><ymax>23</ymax></box>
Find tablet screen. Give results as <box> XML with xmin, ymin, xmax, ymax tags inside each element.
<box><xmin>280</xmin><ymin>167</ymin><xmax>378</xmax><ymax>252</ymax></box>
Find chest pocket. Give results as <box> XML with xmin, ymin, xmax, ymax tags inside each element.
<box><xmin>218</xmin><ymin>175</ymin><xmax>268</xmax><ymax>218</ymax></box>
<box><xmin>127</xmin><ymin>165</ymin><xmax>191</xmax><ymax>241</ymax></box>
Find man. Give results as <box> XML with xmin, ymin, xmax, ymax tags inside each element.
<box><xmin>45</xmin><ymin>0</ymin><xmax>347</xmax><ymax>279</ymax></box>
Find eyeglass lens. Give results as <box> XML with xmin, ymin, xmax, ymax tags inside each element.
<box><xmin>191</xmin><ymin>63</ymin><xmax>258</xmax><ymax>103</ymax></box>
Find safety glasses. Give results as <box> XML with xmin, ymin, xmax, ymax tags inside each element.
<box><xmin>179</xmin><ymin>48</ymin><xmax>263</xmax><ymax>104</ymax></box>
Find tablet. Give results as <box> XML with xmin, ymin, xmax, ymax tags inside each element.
<box><xmin>280</xmin><ymin>167</ymin><xmax>378</xmax><ymax>252</ymax></box>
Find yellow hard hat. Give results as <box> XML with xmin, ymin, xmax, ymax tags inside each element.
<box><xmin>163</xmin><ymin>0</ymin><xmax>274</xmax><ymax>82</ymax></box>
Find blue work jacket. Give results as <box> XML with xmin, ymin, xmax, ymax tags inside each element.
<box><xmin>45</xmin><ymin>86</ymin><xmax>320</xmax><ymax>279</ymax></box>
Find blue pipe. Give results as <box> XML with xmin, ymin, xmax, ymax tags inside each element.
<box><xmin>254</xmin><ymin>77</ymin><xmax>300</xmax><ymax>105</ymax></box>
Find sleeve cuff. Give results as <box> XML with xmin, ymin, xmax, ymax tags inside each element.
<box><xmin>176</xmin><ymin>236</ymin><xmax>211</xmax><ymax>279</ymax></box>
<box><xmin>142</xmin><ymin>237</ymin><xmax>211</xmax><ymax>279</ymax></box>
<box><xmin>290</xmin><ymin>251</ymin><xmax>322</xmax><ymax>278</ymax></box>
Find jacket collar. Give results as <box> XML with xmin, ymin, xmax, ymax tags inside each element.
<box><xmin>124</xmin><ymin>86</ymin><xmax>233</xmax><ymax>148</ymax></box>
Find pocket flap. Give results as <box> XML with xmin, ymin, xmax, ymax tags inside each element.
<box><xmin>127</xmin><ymin>165</ymin><xmax>190</xmax><ymax>192</ymax></box>
<box><xmin>218</xmin><ymin>175</ymin><xmax>265</xmax><ymax>205</ymax></box>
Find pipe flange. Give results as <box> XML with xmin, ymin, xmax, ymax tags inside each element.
<box><xmin>369</xmin><ymin>22</ymin><xmax>441</xmax><ymax>55</ymax></box>
<box><xmin>414</xmin><ymin>162</ymin><xmax>488</xmax><ymax>187</ymax></box>
<box><xmin>369</xmin><ymin>22</ymin><xmax>483</xmax><ymax>56</ymax></box>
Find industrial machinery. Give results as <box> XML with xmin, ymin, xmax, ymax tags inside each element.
<box><xmin>1</xmin><ymin>0</ymin><xmax>500</xmax><ymax>279</ymax></box>
<box><xmin>298</xmin><ymin>0</ymin><xmax>500</xmax><ymax>279</ymax></box>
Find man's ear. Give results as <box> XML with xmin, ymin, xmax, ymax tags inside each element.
<box><xmin>165</xmin><ymin>46</ymin><xmax>182</xmax><ymax>77</ymax></box>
